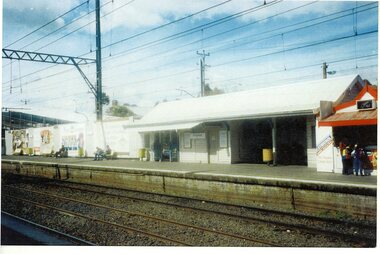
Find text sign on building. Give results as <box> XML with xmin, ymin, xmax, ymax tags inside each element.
<box><xmin>190</xmin><ymin>133</ymin><xmax>206</xmax><ymax>139</ymax></box>
<box><xmin>356</xmin><ymin>99</ymin><xmax>376</xmax><ymax>110</ymax></box>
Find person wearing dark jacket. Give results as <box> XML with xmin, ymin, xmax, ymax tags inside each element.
<box><xmin>351</xmin><ymin>144</ymin><xmax>364</xmax><ymax>176</ymax></box>
<box><xmin>55</xmin><ymin>145</ymin><xmax>65</xmax><ymax>158</ymax></box>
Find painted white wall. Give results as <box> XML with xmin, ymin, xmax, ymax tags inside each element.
<box><xmin>179</xmin><ymin>131</ymin><xmax>208</xmax><ymax>163</ymax></box>
<box><xmin>178</xmin><ymin>128</ymin><xmax>231</xmax><ymax>164</ymax></box>
<box><xmin>316</xmin><ymin>123</ymin><xmax>334</xmax><ymax>172</ymax></box>
<box><xmin>5</xmin><ymin>131</ymin><xmax>13</xmax><ymax>155</ymax></box>
<box><xmin>307</xmin><ymin>149</ymin><xmax>317</xmax><ymax>168</ymax></box>
<box><xmin>94</xmin><ymin>120</ymin><xmax>142</xmax><ymax>158</ymax></box>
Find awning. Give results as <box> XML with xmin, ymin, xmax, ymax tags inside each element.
<box><xmin>319</xmin><ymin>109</ymin><xmax>377</xmax><ymax>127</ymax></box>
<box><xmin>123</xmin><ymin>122</ymin><xmax>201</xmax><ymax>133</ymax></box>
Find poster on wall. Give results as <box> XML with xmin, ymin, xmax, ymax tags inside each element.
<box><xmin>184</xmin><ymin>133</ymin><xmax>191</xmax><ymax>148</ymax></box>
<box><xmin>40</xmin><ymin>128</ymin><xmax>54</xmax><ymax>155</ymax></box>
<box><xmin>60</xmin><ymin>124</ymin><xmax>85</xmax><ymax>157</ymax></box>
<box><xmin>219</xmin><ymin>130</ymin><xmax>228</xmax><ymax>148</ymax></box>
<box><xmin>11</xmin><ymin>130</ymin><xmax>28</xmax><ymax>155</ymax></box>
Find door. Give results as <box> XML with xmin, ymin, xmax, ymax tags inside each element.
<box><xmin>208</xmin><ymin>128</ymin><xmax>219</xmax><ymax>163</ymax></box>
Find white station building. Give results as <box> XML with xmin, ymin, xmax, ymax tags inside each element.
<box><xmin>127</xmin><ymin>74</ymin><xmax>376</xmax><ymax>172</ymax></box>
<box><xmin>5</xmin><ymin>74</ymin><xmax>377</xmax><ymax>174</ymax></box>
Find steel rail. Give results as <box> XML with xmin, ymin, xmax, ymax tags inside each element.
<box><xmin>2</xmin><ymin>174</ymin><xmax>376</xmax><ymax>227</ymax></box>
<box><xmin>3</xmin><ymin>185</ymin><xmax>279</xmax><ymax>247</ymax></box>
<box><xmin>2</xmin><ymin>193</ymin><xmax>192</xmax><ymax>246</ymax></box>
<box><xmin>1</xmin><ymin>211</ymin><xmax>95</xmax><ymax>245</ymax></box>
<box><xmin>31</xmin><ymin>181</ymin><xmax>376</xmax><ymax>244</ymax></box>
<box><xmin>16</xmin><ymin>175</ymin><xmax>371</xmax><ymax>227</ymax></box>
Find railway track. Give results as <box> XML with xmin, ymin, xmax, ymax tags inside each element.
<box><xmin>13</xmin><ymin>180</ymin><xmax>376</xmax><ymax>241</ymax></box>
<box><xmin>2</xmin><ymin>185</ymin><xmax>280</xmax><ymax>246</ymax></box>
<box><xmin>1</xmin><ymin>211</ymin><xmax>95</xmax><ymax>245</ymax></box>
<box><xmin>1</xmin><ymin>176</ymin><xmax>376</xmax><ymax>247</ymax></box>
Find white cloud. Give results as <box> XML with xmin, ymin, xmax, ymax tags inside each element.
<box><xmin>4</xmin><ymin>0</ymin><xmax>77</xmax><ymax>14</ymax></box>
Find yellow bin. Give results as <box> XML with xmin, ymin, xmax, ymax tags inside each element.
<box><xmin>138</xmin><ymin>148</ymin><xmax>146</xmax><ymax>159</ymax></box>
<box><xmin>262</xmin><ymin>148</ymin><xmax>273</xmax><ymax>162</ymax></box>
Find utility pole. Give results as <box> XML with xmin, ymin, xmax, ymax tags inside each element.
<box><xmin>197</xmin><ymin>50</ymin><xmax>210</xmax><ymax>97</ymax></box>
<box><xmin>322</xmin><ymin>62</ymin><xmax>327</xmax><ymax>79</ymax></box>
<box><xmin>95</xmin><ymin>0</ymin><xmax>103</xmax><ymax>121</ymax></box>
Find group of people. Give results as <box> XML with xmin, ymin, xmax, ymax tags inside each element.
<box><xmin>94</xmin><ymin>145</ymin><xmax>112</xmax><ymax>161</ymax></box>
<box><xmin>339</xmin><ymin>141</ymin><xmax>371</xmax><ymax>176</ymax></box>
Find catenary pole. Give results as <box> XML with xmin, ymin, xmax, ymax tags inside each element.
<box><xmin>95</xmin><ymin>0</ymin><xmax>103</xmax><ymax>121</ymax></box>
<box><xmin>197</xmin><ymin>50</ymin><xmax>210</xmax><ymax>97</ymax></box>
<box><xmin>322</xmin><ymin>62</ymin><xmax>327</xmax><ymax>79</ymax></box>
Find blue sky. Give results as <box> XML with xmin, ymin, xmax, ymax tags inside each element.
<box><xmin>1</xmin><ymin>0</ymin><xmax>378</xmax><ymax>121</ymax></box>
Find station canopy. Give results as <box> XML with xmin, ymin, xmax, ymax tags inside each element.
<box><xmin>128</xmin><ymin>75</ymin><xmax>364</xmax><ymax>131</ymax></box>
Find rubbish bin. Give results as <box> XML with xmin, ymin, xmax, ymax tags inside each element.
<box><xmin>262</xmin><ymin>148</ymin><xmax>273</xmax><ymax>163</ymax></box>
<box><xmin>138</xmin><ymin>148</ymin><xmax>146</xmax><ymax>161</ymax></box>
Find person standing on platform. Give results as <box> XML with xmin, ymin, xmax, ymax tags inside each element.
<box><xmin>339</xmin><ymin>140</ymin><xmax>347</xmax><ymax>175</ymax></box>
<box><xmin>352</xmin><ymin>144</ymin><xmax>364</xmax><ymax>176</ymax></box>
<box><xmin>342</xmin><ymin>145</ymin><xmax>352</xmax><ymax>175</ymax></box>
<box><xmin>152</xmin><ymin>137</ymin><xmax>162</xmax><ymax>162</ymax></box>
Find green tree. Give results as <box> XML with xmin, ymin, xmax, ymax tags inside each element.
<box><xmin>106</xmin><ymin>100</ymin><xmax>135</xmax><ymax>117</ymax></box>
<box><xmin>204</xmin><ymin>84</ymin><xmax>224</xmax><ymax>96</ymax></box>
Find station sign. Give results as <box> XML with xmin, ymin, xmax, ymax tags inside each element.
<box><xmin>356</xmin><ymin>99</ymin><xmax>376</xmax><ymax>110</ymax></box>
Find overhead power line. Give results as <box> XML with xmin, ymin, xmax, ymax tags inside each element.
<box><xmin>100</xmin><ymin>1</ymin><xmax>376</xmax><ymax>69</ymax></box>
<box><xmin>5</xmin><ymin>0</ymin><xmax>89</xmax><ymax>48</ymax></box>
<box><xmin>19</xmin><ymin>0</ymin><xmax>116</xmax><ymax>51</ymax></box>
<box><xmin>213</xmin><ymin>30</ymin><xmax>378</xmax><ymax>68</ymax></box>
<box><xmin>100</xmin><ymin>0</ymin><xmax>283</xmax><ymax>55</ymax></box>
<box><xmin>2</xmin><ymin>0</ymin><xmax>276</xmax><ymax>86</ymax></box>
<box><xmin>103</xmin><ymin>0</ymin><xmax>233</xmax><ymax>49</ymax></box>
<box><xmin>34</xmin><ymin>0</ymin><xmax>137</xmax><ymax>52</ymax></box>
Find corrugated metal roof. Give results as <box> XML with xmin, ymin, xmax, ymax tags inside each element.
<box><xmin>140</xmin><ymin>75</ymin><xmax>362</xmax><ymax>125</ymax></box>
<box><xmin>319</xmin><ymin>109</ymin><xmax>377</xmax><ymax>126</ymax></box>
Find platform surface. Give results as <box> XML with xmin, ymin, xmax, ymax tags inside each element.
<box><xmin>2</xmin><ymin>155</ymin><xmax>377</xmax><ymax>189</ymax></box>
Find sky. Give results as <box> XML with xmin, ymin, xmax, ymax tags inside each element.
<box><xmin>1</xmin><ymin>0</ymin><xmax>378</xmax><ymax>122</ymax></box>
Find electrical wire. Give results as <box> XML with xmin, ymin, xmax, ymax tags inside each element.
<box><xmin>100</xmin><ymin>0</ymin><xmax>283</xmax><ymax>57</ymax></box>
<box><xmin>99</xmin><ymin>2</ymin><xmax>376</xmax><ymax>69</ymax></box>
<box><xmin>3</xmin><ymin>1</ymin><xmax>377</xmax><ymax>109</ymax></box>
<box><xmin>212</xmin><ymin>30</ymin><xmax>377</xmax><ymax>68</ymax></box>
<box><xmin>4</xmin><ymin>0</ymin><xmax>90</xmax><ymax>48</ymax></box>
<box><xmin>103</xmin><ymin>0</ymin><xmax>234</xmax><ymax>49</ymax></box>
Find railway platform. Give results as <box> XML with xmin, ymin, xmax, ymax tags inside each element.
<box><xmin>1</xmin><ymin>155</ymin><xmax>377</xmax><ymax>220</ymax></box>
<box><xmin>1</xmin><ymin>155</ymin><xmax>377</xmax><ymax>187</ymax></box>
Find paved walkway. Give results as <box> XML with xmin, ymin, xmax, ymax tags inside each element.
<box><xmin>2</xmin><ymin>155</ymin><xmax>377</xmax><ymax>188</ymax></box>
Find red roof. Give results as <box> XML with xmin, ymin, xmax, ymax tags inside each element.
<box><xmin>335</xmin><ymin>84</ymin><xmax>378</xmax><ymax>111</ymax></box>
<box><xmin>319</xmin><ymin>109</ymin><xmax>377</xmax><ymax>127</ymax></box>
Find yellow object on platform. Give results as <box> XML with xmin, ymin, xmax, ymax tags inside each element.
<box><xmin>262</xmin><ymin>148</ymin><xmax>273</xmax><ymax>162</ymax></box>
<box><xmin>138</xmin><ymin>148</ymin><xmax>146</xmax><ymax>158</ymax></box>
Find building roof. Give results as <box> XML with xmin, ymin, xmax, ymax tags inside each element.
<box><xmin>137</xmin><ymin>75</ymin><xmax>363</xmax><ymax>126</ymax></box>
<box><xmin>318</xmin><ymin>109</ymin><xmax>377</xmax><ymax>127</ymax></box>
